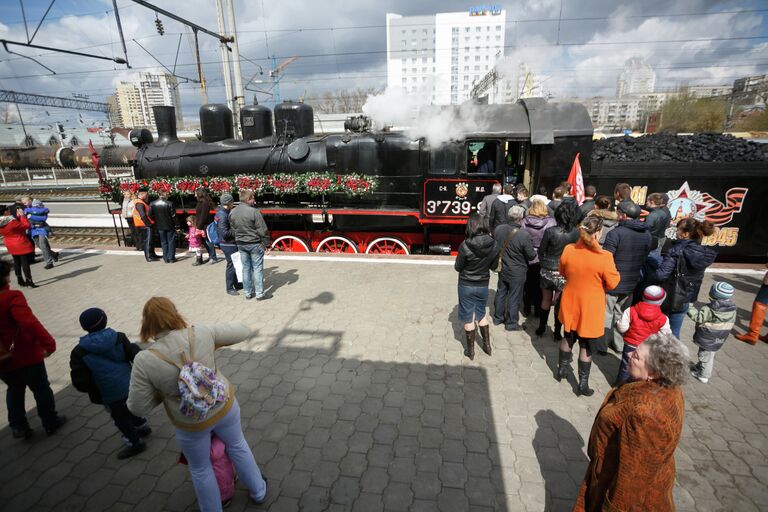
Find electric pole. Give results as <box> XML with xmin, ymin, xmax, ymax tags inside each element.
<box><xmin>224</xmin><ymin>0</ymin><xmax>246</xmax><ymax>129</ymax></box>
<box><xmin>215</xmin><ymin>0</ymin><xmax>236</xmax><ymax>137</ymax></box>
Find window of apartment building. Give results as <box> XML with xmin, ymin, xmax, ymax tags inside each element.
<box><xmin>411</xmin><ymin>39</ymin><xmax>417</xmax><ymax>45</ymax></box>
<box><xmin>412</xmin><ymin>29</ymin><xmax>417</xmax><ymax>33</ymax></box>
<box><xmin>464</xmin><ymin>84</ymin><xmax>469</xmax><ymax>90</ymax></box>
<box><xmin>452</xmin><ymin>94</ymin><xmax>458</xmax><ymax>102</ymax></box>
<box><xmin>475</xmin><ymin>26</ymin><xmax>481</xmax><ymax>32</ymax></box>
<box><xmin>422</xmin><ymin>67</ymin><xmax>427</xmax><ymax>72</ymax></box>
<box><xmin>464</xmin><ymin>75</ymin><xmax>469</xmax><ymax>80</ymax></box>
<box><xmin>495</xmin><ymin>35</ymin><xmax>501</xmax><ymax>41</ymax></box>
<box><xmin>496</xmin><ymin>25</ymin><xmax>502</xmax><ymax>31</ymax></box>
<box><xmin>474</xmin><ymin>65</ymin><xmax>480</xmax><ymax>71</ymax></box>
<box><xmin>423</xmin><ymin>29</ymin><xmax>428</xmax><ymax>35</ymax></box>
<box><xmin>475</xmin><ymin>55</ymin><xmax>480</xmax><ymax>61</ymax></box>
<box><xmin>465</xmin><ymin>27</ymin><xmax>470</xmax><ymax>32</ymax></box>
<box><xmin>452</xmin><ymin>27</ymin><xmax>459</xmax><ymax>33</ymax></box>
<box><xmin>422</xmin><ymin>57</ymin><xmax>427</xmax><ymax>63</ymax></box>
<box><xmin>464</xmin><ymin>66</ymin><xmax>469</xmax><ymax>71</ymax></box>
<box><xmin>401</xmin><ymin>40</ymin><xmax>406</xmax><ymax>46</ymax></box>
<box><xmin>412</xmin><ymin>68</ymin><xmax>417</xmax><ymax>73</ymax></box>
<box><xmin>451</xmin><ymin>85</ymin><xmax>457</xmax><ymax>91</ymax></box>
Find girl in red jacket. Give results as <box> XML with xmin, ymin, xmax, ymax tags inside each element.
<box><xmin>0</xmin><ymin>259</ymin><xmax>66</xmax><ymax>438</ymax></box>
<box><xmin>0</xmin><ymin>203</ymin><xmax>36</xmax><ymax>287</ymax></box>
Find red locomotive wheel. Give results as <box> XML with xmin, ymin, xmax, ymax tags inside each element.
<box><xmin>271</xmin><ymin>235</ymin><xmax>311</xmax><ymax>253</ymax></box>
<box><xmin>316</xmin><ymin>236</ymin><xmax>359</xmax><ymax>254</ymax></box>
<box><xmin>365</xmin><ymin>237</ymin><xmax>410</xmax><ymax>255</ymax></box>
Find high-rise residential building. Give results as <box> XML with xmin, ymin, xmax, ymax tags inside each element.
<box><xmin>110</xmin><ymin>72</ymin><xmax>183</xmax><ymax>130</ymax></box>
<box><xmin>616</xmin><ymin>58</ymin><xmax>656</xmax><ymax>98</ymax></box>
<box><xmin>386</xmin><ymin>8</ymin><xmax>506</xmax><ymax>105</ymax></box>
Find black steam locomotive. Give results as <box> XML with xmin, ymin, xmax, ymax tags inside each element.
<box><xmin>133</xmin><ymin>100</ymin><xmax>594</xmax><ymax>254</ymax></box>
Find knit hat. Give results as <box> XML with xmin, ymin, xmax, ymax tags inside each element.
<box><xmin>710</xmin><ymin>282</ymin><xmax>734</xmax><ymax>300</ymax></box>
<box><xmin>79</xmin><ymin>308</ymin><xmax>108</xmax><ymax>333</ymax></box>
<box><xmin>643</xmin><ymin>285</ymin><xmax>666</xmax><ymax>305</ymax></box>
<box><xmin>220</xmin><ymin>193</ymin><xmax>234</xmax><ymax>205</ymax></box>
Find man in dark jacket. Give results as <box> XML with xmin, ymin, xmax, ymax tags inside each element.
<box><xmin>478</xmin><ymin>183</ymin><xmax>501</xmax><ymax>220</ymax></box>
<box><xmin>194</xmin><ymin>190</ymin><xmax>219</xmax><ymax>263</ymax></box>
<box><xmin>229</xmin><ymin>189</ymin><xmax>271</xmax><ymax>300</ymax></box>
<box><xmin>644</xmin><ymin>192</ymin><xmax>672</xmax><ymax>256</ymax></box>
<box><xmin>215</xmin><ymin>193</ymin><xmax>240</xmax><ymax>295</ymax></box>
<box><xmin>149</xmin><ymin>191</ymin><xmax>178</xmax><ymax>263</ymax></box>
<box><xmin>600</xmin><ymin>201</ymin><xmax>653</xmax><ymax>353</ymax></box>
<box><xmin>488</xmin><ymin>184</ymin><xmax>516</xmax><ymax>232</ymax></box>
<box><xmin>579</xmin><ymin>185</ymin><xmax>597</xmax><ymax>218</ymax></box>
<box><xmin>492</xmin><ymin>205</ymin><xmax>536</xmax><ymax>331</ymax></box>
<box><xmin>546</xmin><ymin>186</ymin><xmax>566</xmax><ymax>217</ymax></box>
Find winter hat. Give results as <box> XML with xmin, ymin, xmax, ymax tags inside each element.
<box><xmin>642</xmin><ymin>285</ymin><xmax>666</xmax><ymax>305</ymax></box>
<box><xmin>617</xmin><ymin>200</ymin><xmax>641</xmax><ymax>219</ymax></box>
<box><xmin>79</xmin><ymin>308</ymin><xmax>108</xmax><ymax>333</ymax></box>
<box><xmin>710</xmin><ymin>282</ymin><xmax>734</xmax><ymax>301</ymax></box>
<box><xmin>220</xmin><ymin>193</ymin><xmax>234</xmax><ymax>205</ymax></box>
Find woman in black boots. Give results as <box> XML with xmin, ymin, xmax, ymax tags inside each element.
<box><xmin>455</xmin><ymin>214</ymin><xmax>499</xmax><ymax>360</ymax></box>
<box><xmin>535</xmin><ymin>202</ymin><xmax>579</xmax><ymax>340</ymax></box>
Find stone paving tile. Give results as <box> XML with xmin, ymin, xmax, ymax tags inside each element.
<box><xmin>0</xmin><ymin>251</ymin><xmax>766</xmax><ymax>511</ymax></box>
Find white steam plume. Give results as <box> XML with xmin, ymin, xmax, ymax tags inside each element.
<box><xmin>362</xmin><ymin>87</ymin><xmax>483</xmax><ymax>148</ymax></box>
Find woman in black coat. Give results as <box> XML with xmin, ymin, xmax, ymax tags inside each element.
<box><xmin>455</xmin><ymin>214</ymin><xmax>499</xmax><ymax>360</ymax></box>
<box><xmin>651</xmin><ymin>218</ymin><xmax>717</xmax><ymax>338</ymax></box>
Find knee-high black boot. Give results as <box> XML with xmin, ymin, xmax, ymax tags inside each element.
<box><xmin>556</xmin><ymin>350</ymin><xmax>572</xmax><ymax>382</ymax></box>
<box><xmin>535</xmin><ymin>308</ymin><xmax>550</xmax><ymax>336</ymax></box>
<box><xmin>479</xmin><ymin>324</ymin><xmax>491</xmax><ymax>356</ymax></box>
<box><xmin>465</xmin><ymin>329</ymin><xmax>476</xmax><ymax>360</ymax></box>
<box><xmin>553</xmin><ymin>300</ymin><xmax>563</xmax><ymax>341</ymax></box>
<box><xmin>577</xmin><ymin>360</ymin><xmax>595</xmax><ymax>397</ymax></box>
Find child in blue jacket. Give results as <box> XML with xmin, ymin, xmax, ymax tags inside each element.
<box><xmin>70</xmin><ymin>308</ymin><xmax>150</xmax><ymax>459</ymax></box>
<box><xmin>21</xmin><ymin>197</ymin><xmax>59</xmax><ymax>269</ymax></box>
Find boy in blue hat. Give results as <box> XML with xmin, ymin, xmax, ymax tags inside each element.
<box><xmin>688</xmin><ymin>282</ymin><xmax>737</xmax><ymax>384</ymax></box>
<box><xmin>70</xmin><ymin>308</ymin><xmax>151</xmax><ymax>458</ymax></box>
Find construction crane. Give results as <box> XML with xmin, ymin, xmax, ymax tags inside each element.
<box><xmin>270</xmin><ymin>56</ymin><xmax>297</xmax><ymax>104</ymax></box>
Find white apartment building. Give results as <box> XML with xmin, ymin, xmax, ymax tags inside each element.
<box><xmin>616</xmin><ymin>58</ymin><xmax>656</xmax><ymax>98</ymax></box>
<box><xmin>109</xmin><ymin>72</ymin><xmax>183</xmax><ymax>130</ymax></box>
<box><xmin>386</xmin><ymin>8</ymin><xmax>506</xmax><ymax>105</ymax></box>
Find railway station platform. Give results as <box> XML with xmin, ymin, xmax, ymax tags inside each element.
<box><xmin>1</xmin><ymin>248</ymin><xmax>766</xmax><ymax>511</ymax></box>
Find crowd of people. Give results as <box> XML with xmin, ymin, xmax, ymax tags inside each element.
<box><xmin>1</xmin><ymin>180</ymin><xmax>766</xmax><ymax>511</ymax></box>
<box><xmin>121</xmin><ymin>188</ymin><xmax>271</xmax><ymax>300</ymax></box>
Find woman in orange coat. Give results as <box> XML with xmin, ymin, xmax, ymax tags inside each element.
<box><xmin>557</xmin><ymin>216</ymin><xmax>620</xmax><ymax>396</ymax></box>
<box><xmin>574</xmin><ymin>333</ymin><xmax>687</xmax><ymax>512</ymax></box>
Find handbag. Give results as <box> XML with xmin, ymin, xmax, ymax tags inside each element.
<box><xmin>492</xmin><ymin>228</ymin><xmax>518</xmax><ymax>273</ymax></box>
<box><xmin>662</xmin><ymin>255</ymin><xmax>693</xmax><ymax>314</ymax></box>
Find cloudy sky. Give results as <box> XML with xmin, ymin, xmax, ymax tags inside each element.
<box><xmin>0</xmin><ymin>0</ymin><xmax>766</xmax><ymax>126</ymax></box>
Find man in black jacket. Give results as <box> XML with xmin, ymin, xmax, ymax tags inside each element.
<box><xmin>488</xmin><ymin>184</ymin><xmax>516</xmax><ymax>232</ymax></box>
<box><xmin>215</xmin><ymin>193</ymin><xmax>241</xmax><ymax>295</ymax></box>
<box><xmin>492</xmin><ymin>205</ymin><xmax>536</xmax><ymax>331</ymax></box>
<box><xmin>644</xmin><ymin>192</ymin><xmax>672</xmax><ymax>257</ymax></box>
<box><xmin>149</xmin><ymin>191</ymin><xmax>179</xmax><ymax>263</ymax></box>
<box><xmin>600</xmin><ymin>201</ymin><xmax>653</xmax><ymax>353</ymax></box>
<box><xmin>579</xmin><ymin>185</ymin><xmax>597</xmax><ymax>218</ymax></box>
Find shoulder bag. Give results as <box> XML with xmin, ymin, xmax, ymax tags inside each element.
<box><xmin>492</xmin><ymin>228</ymin><xmax>518</xmax><ymax>274</ymax></box>
<box><xmin>662</xmin><ymin>255</ymin><xmax>693</xmax><ymax>314</ymax></box>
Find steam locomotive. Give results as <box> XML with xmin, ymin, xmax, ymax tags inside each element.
<box><xmin>131</xmin><ymin>100</ymin><xmax>596</xmax><ymax>255</ymax></box>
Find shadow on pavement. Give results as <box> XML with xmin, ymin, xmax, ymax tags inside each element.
<box><xmin>34</xmin><ymin>266</ymin><xmax>101</xmax><ymax>286</ymax></box>
<box><xmin>0</xmin><ymin>290</ymin><xmax>509</xmax><ymax>511</ymax></box>
<box><xmin>264</xmin><ymin>266</ymin><xmax>299</xmax><ymax>295</ymax></box>
<box><xmin>534</xmin><ymin>410</ymin><xmax>587</xmax><ymax>511</ymax></box>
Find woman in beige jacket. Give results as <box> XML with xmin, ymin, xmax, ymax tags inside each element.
<box><xmin>127</xmin><ymin>297</ymin><xmax>266</xmax><ymax>511</ymax></box>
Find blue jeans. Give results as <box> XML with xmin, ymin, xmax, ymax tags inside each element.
<box><xmin>221</xmin><ymin>244</ymin><xmax>240</xmax><ymax>291</ymax></box>
<box><xmin>175</xmin><ymin>400</ymin><xmax>266</xmax><ymax>512</ymax></box>
<box><xmin>239</xmin><ymin>243</ymin><xmax>265</xmax><ymax>298</ymax></box>
<box><xmin>493</xmin><ymin>276</ymin><xmax>525</xmax><ymax>329</ymax></box>
<box><xmin>668</xmin><ymin>304</ymin><xmax>689</xmax><ymax>339</ymax></box>
<box><xmin>158</xmin><ymin>229</ymin><xmax>176</xmax><ymax>262</ymax></box>
<box><xmin>458</xmin><ymin>284</ymin><xmax>489</xmax><ymax>324</ymax></box>
<box><xmin>0</xmin><ymin>362</ymin><xmax>59</xmax><ymax>430</ymax></box>
<box><xmin>616</xmin><ymin>344</ymin><xmax>637</xmax><ymax>384</ymax></box>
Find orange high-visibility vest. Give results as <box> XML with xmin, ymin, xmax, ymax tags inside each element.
<box><xmin>132</xmin><ymin>198</ymin><xmax>153</xmax><ymax>227</ymax></box>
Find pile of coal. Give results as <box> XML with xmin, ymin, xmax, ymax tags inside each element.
<box><xmin>592</xmin><ymin>133</ymin><xmax>768</xmax><ymax>162</ymax></box>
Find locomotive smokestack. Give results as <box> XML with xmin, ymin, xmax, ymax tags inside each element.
<box><xmin>153</xmin><ymin>106</ymin><xmax>179</xmax><ymax>144</ymax></box>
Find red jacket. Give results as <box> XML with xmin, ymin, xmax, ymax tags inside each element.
<box><xmin>623</xmin><ymin>302</ymin><xmax>668</xmax><ymax>347</ymax></box>
<box><xmin>0</xmin><ymin>285</ymin><xmax>56</xmax><ymax>372</ymax></box>
<box><xmin>0</xmin><ymin>214</ymin><xmax>35</xmax><ymax>256</ymax></box>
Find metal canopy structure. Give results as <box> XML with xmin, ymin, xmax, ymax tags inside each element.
<box><xmin>0</xmin><ymin>90</ymin><xmax>110</xmax><ymax>113</ymax></box>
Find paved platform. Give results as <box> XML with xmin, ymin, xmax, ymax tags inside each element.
<box><xmin>0</xmin><ymin>250</ymin><xmax>766</xmax><ymax>512</ymax></box>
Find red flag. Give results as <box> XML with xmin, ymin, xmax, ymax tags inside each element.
<box><xmin>567</xmin><ymin>153</ymin><xmax>585</xmax><ymax>205</ymax></box>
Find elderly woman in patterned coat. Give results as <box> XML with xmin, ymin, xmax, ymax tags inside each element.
<box><xmin>574</xmin><ymin>333</ymin><xmax>688</xmax><ymax>512</ymax></box>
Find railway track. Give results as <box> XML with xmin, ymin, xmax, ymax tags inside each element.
<box><xmin>42</xmin><ymin>227</ymin><xmax>123</xmax><ymax>247</ymax></box>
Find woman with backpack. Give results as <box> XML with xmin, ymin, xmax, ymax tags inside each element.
<box><xmin>127</xmin><ymin>297</ymin><xmax>267</xmax><ymax>511</ymax></box>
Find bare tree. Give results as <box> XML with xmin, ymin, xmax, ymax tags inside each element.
<box><xmin>312</xmin><ymin>88</ymin><xmax>381</xmax><ymax>113</ymax></box>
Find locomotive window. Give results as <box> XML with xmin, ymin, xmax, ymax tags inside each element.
<box><xmin>430</xmin><ymin>145</ymin><xmax>459</xmax><ymax>175</ymax></box>
<box><xmin>467</xmin><ymin>141</ymin><xmax>498</xmax><ymax>174</ymax></box>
